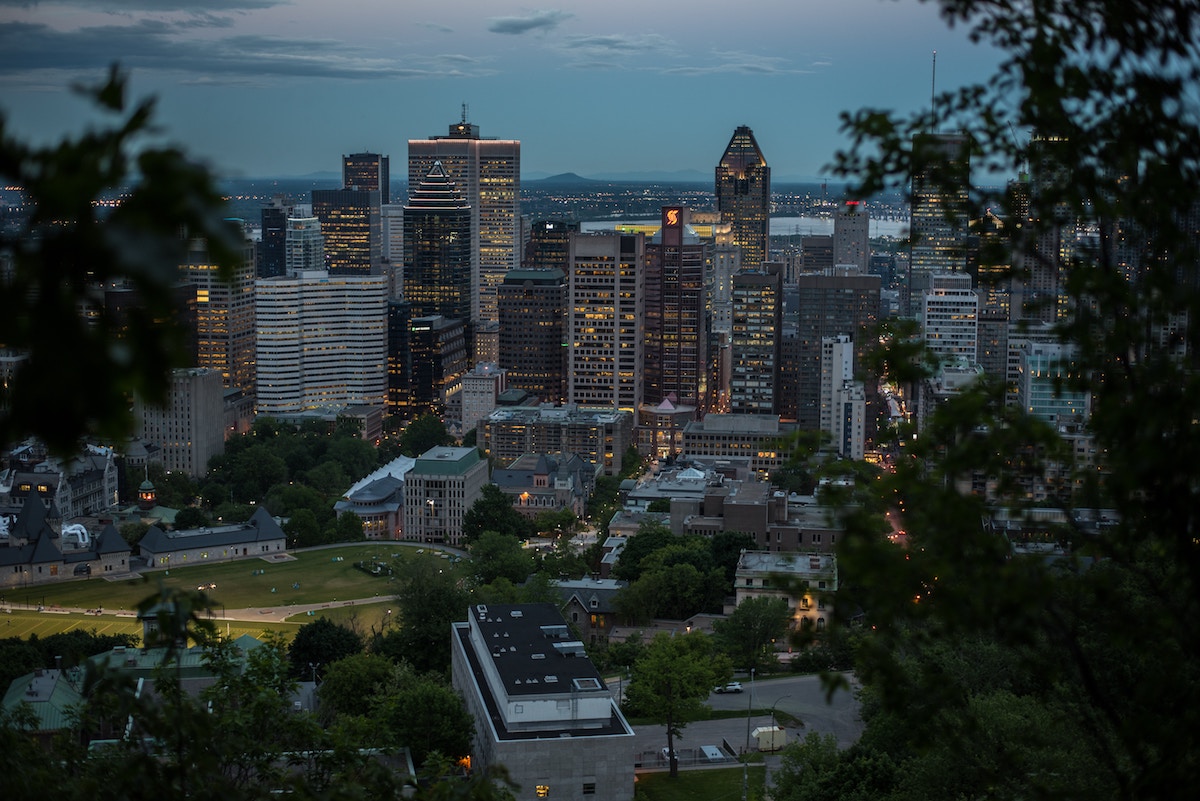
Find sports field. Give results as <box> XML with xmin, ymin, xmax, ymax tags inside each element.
<box><xmin>0</xmin><ymin>544</ymin><xmax>462</xmax><ymax>642</ymax></box>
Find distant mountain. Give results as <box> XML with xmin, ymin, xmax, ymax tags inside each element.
<box><xmin>529</xmin><ymin>172</ymin><xmax>599</xmax><ymax>184</ymax></box>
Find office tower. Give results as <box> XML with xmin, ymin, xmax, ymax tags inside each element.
<box><xmin>404</xmin><ymin>162</ymin><xmax>472</xmax><ymax>325</ymax></box>
<box><xmin>181</xmin><ymin>236</ymin><xmax>256</xmax><ymax>396</ymax></box>
<box><xmin>408</xmin><ymin>315</ymin><xmax>469</xmax><ymax>419</ymax></box>
<box><xmin>135</xmin><ymin>367</ymin><xmax>225</xmax><ymax>478</ymax></box>
<box><xmin>343</xmin><ymin>152</ymin><xmax>390</xmax><ymax>204</ymax></box>
<box><xmin>523</xmin><ymin>219</ymin><xmax>578</xmax><ymax>270</ymax></box>
<box><xmin>715</xmin><ymin>125</ymin><xmax>771</xmax><ymax>268</ymax></box>
<box><xmin>460</xmin><ymin>362</ymin><xmax>507</xmax><ymax>432</ymax></box>
<box><xmin>386</xmin><ymin>300</ymin><xmax>412</xmax><ymax>416</ymax></box>
<box><xmin>1012</xmin><ymin>135</ymin><xmax>1073</xmax><ymax>323</ymax></box>
<box><xmin>1017</xmin><ymin>342</ymin><xmax>1090</xmax><ymax>425</ymax></box>
<box><xmin>909</xmin><ymin>133</ymin><xmax>971</xmax><ymax>290</ymax></box>
<box><xmin>567</xmin><ymin>232</ymin><xmax>644</xmax><ymax>412</ymax></box>
<box><xmin>259</xmin><ymin>196</ymin><xmax>292</xmax><ymax>278</ymax></box>
<box><xmin>834</xmin><ymin>201</ymin><xmax>871</xmax><ymax>271</ymax></box>
<box><xmin>710</xmin><ymin>244</ymin><xmax>740</xmax><ymax>336</ymax></box>
<box><xmin>381</xmin><ymin>203</ymin><xmax>405</xmax><ymax>297</ymax></box>
<box><xmin>819</xmin><ymin>335</ymin><xmax>855</xmax><ymax>434</ymax></box>
<box><xmin>792</xmin><ymin>269</ymin><xmax>882</xmax><ymax>430</ymax></box>
<box><xmin>311</xmin><ymin>188</ymin><xmax>382</xmax><ymax>275</ymax></box>
<box><xmin>498</xmin><ymin>268</ymin><xmax>567</xmax><ymax>403</ymax></box>
<box><xmin>920</xmin><ymin>271</ymin><xmax>979</xmax><ymax>364</ymax></box>
<box><xmin>254</xmin><ymin>270</ymin><xmax>388</xmax><ymax>415</ymax></box>
<box><xmin>729</xmin><ymin>266</ymin><xmax>782</xmax><ymax>414</ymax></box>
<box><xmin>800</xmin><ymin>235</ymin><xmax>835</xmax><ymax>272</ymax></box>
<box><xmin>642</xmin><ymin>206</ymin><xmax>708</xmax><ymax>411</ymax></box>
<box><xmin>409</xmin><ymin>114</ymin><xmax>520</xmax><ymax>362</ymax></box>
<box><xmin>285</xmin><ymin>216</ymin><xmax>324</xmax><ymax>273</ymax></box>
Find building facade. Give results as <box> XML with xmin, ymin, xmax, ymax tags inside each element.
<box><xmin>567</xmin><ymin>233</ymin><xmax>644</xmax><ymax>413</ymax></box>
<box><xmin>409</xmin><ymin>116</ymin><xmax>520</xmax><ymax>362</ymax></box>
<box><xmin>254</xmin><ymin>270</ymin><xmax>388</xmax><ymax>415</ymax></box>
<box><xmin>136</xmin><ymin>367</ymin><xmax>226</xmax><ymax>478</ymax></box>
<box><xmin>401</xmin><ymin>447</ymin><xmax>488</xmax><ymax>546</ymax></box>
<box><xmin>715</xmin><ymin>126</ymin><xmax>771</xmax><ymax>268</ymax></box>
<box><xmin>311</xmin><ymin>188</ymin><xmax>382</xmax><ymax>276</ymax></box>
<box><xmin>451</xmin><ymin>603</ymin><xmax>635</xmax><ymax>801</ymax></box>
<box><xmin>181</xmin><ymin>237</ymin><xmax>256</xmax><ymax>397</ymax></box>
<box><xmin>498</xmin><ymin>268</ymin><xmax>568</xmax><ymax>403</ymax></box>
<box><xmin>403</xmin><ymin>162</ymin><xmax>473</xmax><ymax>324</ymax></box>
<box><xmin>729</xmin><ymin>267</ymin><xmax>782</xmax><ymax>414</ymax></box>
<box><xmin>342</xmin><ymin>152</ymin><xmax>390</xmax><ymax>203</ymax></box>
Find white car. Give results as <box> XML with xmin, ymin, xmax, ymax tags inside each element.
<box><xmin>713</xmin><ymin>681</ymin><xmax>743</xmax><ymax>694</ymax></box>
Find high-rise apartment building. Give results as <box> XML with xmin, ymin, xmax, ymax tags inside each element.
<box><xmin>642</xmin><ymin>206</ymin><xmax>708</xmax><ymax>411</ymax></box>
<box><xmin>181</xmin><ymin>237</ymin><xmax>256</xmax><ymax>396</ymax></box>
<box><xmin>715</xmin><ymin>125</ymin><xmax>771</xmax><ymax>268</ymax></box>
<box><xmin>729</xmin><ymin>266</ymin><xmax>782</xmax><ymax>414</ymax></box>
<box><xmin>409</xmin><ymin>115</ymin><xmax>520</xmax><ymax>362</ymax></box>
<box><xmin>498</xmin><ymin>268</ymin><xmax>567</xmax><ymax>403</ymax></box>
<box><xmin>311</xmin><ymin>188</ymin><xmax>382</xmax><ymax>275</ymax></box>
<box><xmin>567</xmin><ymin>232</ymin><xmax>644</xmax><ymax>412</ymax></box>
<box><xmin>343</xmin><ymin>152</ymin><xmax>390</xmax><ymax>204</ymax></box>
<box><xmin>136</xmin><ymin>367</ymin><xmax>226</xmax><ymax>478</ymax></box>
<box><xmin>254</xmin><ymin>270</ymin><xmax>388</xmax><ymax>415</ymax></box>
<box><xmin>403</xmin><ymin>162</ymin><xmax>472</xmax><ymax>324</ymax></box>
<box><xmin>909</xmin><ymin>133</ymin><xmax>971</xmax><ymax>287</ymax></box>
<box><xmin>833</xmin><ymin>201</ymin><xmax>871</xmax><ymax>271</ymax></box>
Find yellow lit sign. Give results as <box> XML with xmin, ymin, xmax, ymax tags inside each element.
<box><xmin>665</xmin><ymin>208</ymin><xmax>680</xmax><ymax>226</ymax></box>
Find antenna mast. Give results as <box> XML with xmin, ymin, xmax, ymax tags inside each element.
<box><xmin>930</xmin><ymin>50</ymin><xmax>937</xmax><ymax>132</ymax></box>
<box><xmin>461</xmin><ymin>103</ymin><xmax>469</xmax><ymax>124</ymax></box>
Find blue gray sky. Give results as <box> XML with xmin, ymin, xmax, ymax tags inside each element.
<box><xmin>0</xmin><ymin>0</ymin><xmax>1002</xmax><ymax>181</ymax></box>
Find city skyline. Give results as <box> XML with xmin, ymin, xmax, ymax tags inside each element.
<box><xmin>0</xmin><ymin>0</ymin><xmax>1002</xmax><ymax>181</ymax></box>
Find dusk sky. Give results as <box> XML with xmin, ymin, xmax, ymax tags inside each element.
<box><xmin>0</xmin><ymin>0</ymin><xmax>1003</xmax><ymax>181</ymax></box>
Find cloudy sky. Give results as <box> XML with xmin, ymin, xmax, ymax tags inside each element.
<box><xmin>0</xmin><ymin>0</ymin><xmax>1002</xmax><ymax>181</ymax></box>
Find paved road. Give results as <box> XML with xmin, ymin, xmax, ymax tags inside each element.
<box><xmin>706</xmin><ymin>673</ymin><xmax>863</xmax><ymax>748</ymax></box>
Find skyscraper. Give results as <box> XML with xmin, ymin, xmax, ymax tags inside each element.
<box><xmin>285</xmin><ymin>216</ymin><xmax>324</xmax><ymax>274</ymax></box>
<box><xmin>833</xmin><ymin>201</ymin><xmax>871</xmax><ymax>271</ymax></box>
<box><xmin>909</xmin><ymin>133</ymin><xmax>971</xmax><ymax>283</ymax></box>
<box><xmin>311</xmin><ymin>188</ymin><xmax>382</xmax><ymax>275</ymax></box>
<box><xmin>181</xmin><ymin>236</ymin><xmax>256</xmax><ymax>396</ymax></box>
<box><xmin>403</xmin><ymin>162</ymin><xmax>472</xmax><ymax>324</ymax></box>
<box><xmin>498</xmin><ymin>268</ymin><xmax>567</xmax><ymax>403</ymax></box>
<box><xmin>343</xmin><ymin>152</ymin><xmax>390</xmax><ymax>204</ymax></box>
<box><xmin>567</xmin><ymin>232</ymin><xmax>644</xmax><ymax>412</ymax></box>
<box><xmin>409</xmin><ymin>114</ymin><xmax>520</xmax><ymax>362</ymax></box>
<box><xmin>642</xmin><ymin>206</ymin><xmax>708</xmax><ymax>411</ymax></box>
<box><xmin>259</xmin><ymin>196</ymin><xmax>292</xmax><ymax>278</ymax></box>
<box><xmin>791</xmin><ymin>269</ymin><xmax>881</xmax><ymax>430</ymax></box>
<box><xmin>715</xmin><ymin>126</ymin><xmax>771</xmax><ymax>268</ymax></box>
<box><xmin>920</xmin><ymin>271</ymin><xmax>979</xmax><ymax>365</ymax></box>
<box><xmin>729</xmin><ymin>266</ymin><xmax>782</xmax><ymax>414</ymax></box>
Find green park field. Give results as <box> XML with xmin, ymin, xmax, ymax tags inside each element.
<box><xmin>0</xmin><ymin>544</ymin><xmax>460</xmax><ymax>642</ymax></box>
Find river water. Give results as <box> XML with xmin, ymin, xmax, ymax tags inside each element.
<box><xmin>581</xmin><ymin>216</ymin><xmax>907</xmax><ymax>239</ymax></box>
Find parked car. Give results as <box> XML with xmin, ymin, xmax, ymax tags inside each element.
<box><xmin>713</xmin><ymin>681</ymin><xmax>743</xmax><ymax>694</ymax></box>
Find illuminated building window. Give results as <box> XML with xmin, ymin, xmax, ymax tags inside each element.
<box><xmin>535</xmin><ymin>785</ymin><xmax>550</xmax><ymax>798</ymax></box>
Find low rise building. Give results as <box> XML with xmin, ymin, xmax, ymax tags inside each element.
<box><xmin>334</xmin><ymin>455</ymin><xmax>417</xmax><ymax>540</ymax></box>
<box><xmin>680</xmin><ymin>414</ymin><xmax>795</xmax><ymax>477</ymax></box>
<box><xmin>402</xmin><ymin>447</ymin><xmax>489</xmax><ymax>546</ymax></box>
<box><xmin>479</xmin><ymin>404</ymin><xmax>635</xmax><ymax>476</ymax></box>
<box><xmin>492</xmin><ymin>452</ymin><xmax>597</xmax><ymax>519</ymax></box>
<box><xmin>451</xmin><ymin>603</ymin><xmax>635</xmax><ymax>801</ymax></box>
<box><xmin>734</xmin><ymin>550</ymin><xmax>838</xmax><ymax>633</ymax></box>
<box><xmin>138</xmin><ymin>506</ymin><xmax>287</xmax><ymax>568</ymax></box>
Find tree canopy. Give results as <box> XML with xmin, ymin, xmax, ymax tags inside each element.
<box><xmin>804</xmin><ymin>1</ymin><xmax>1200</xmax><ymax>800</ymax></box>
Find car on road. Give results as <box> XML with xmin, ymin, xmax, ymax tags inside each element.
<box><xmin>713</xmin><ymin>681</ymin><xmax>743</xmax><ymax>694</ymax></box>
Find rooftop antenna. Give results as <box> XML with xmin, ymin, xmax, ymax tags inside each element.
<box><xmin>930</xmin><ymin>50</ymin><xmax>937</xmax><ymax>133</ymax></box>
<box><xmin>461</xmin><ymin>103</ymin><xmax>469</xmax><ymax>124</ymax></box>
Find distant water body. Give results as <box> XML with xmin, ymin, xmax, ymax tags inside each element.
<box><xmin>581</xmin><ymin>216</ymin><xmax>907</xmax><ymax>239</ymax></box>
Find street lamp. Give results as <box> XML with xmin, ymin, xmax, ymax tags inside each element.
<box><xmin>764</xmin><ymin>695</ymin><xmax>792</xmax><ymax>799</ymax></box>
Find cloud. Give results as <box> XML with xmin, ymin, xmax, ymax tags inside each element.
<box><xmin>0</xmin><ymin>21</ymin><xmax>476</xmax><ymax>80</ymax></box>
<box><xmin>659</xmin><ymin>50</ymin><xmax>816</xmax><ymax>77</ymax></box>
<box><xmin>486</xmin><ymin>9</ymin><xmax>572</xmax><ymax>35</ymax></box>
<box><xmin>562</xmin><ymin>33</ymin><xmax>672</xmax><ymax>54</ymax></box>
<box><xmin>0</xmin><ymin>0</ymin><xmax>282</xmax><ymax>7</ymax></box>
<box><xmin>418</xmin><ymin>22</ymin><xmax>454</xmax><ymax>34</ymax></box>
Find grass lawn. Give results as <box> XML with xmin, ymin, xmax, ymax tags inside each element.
<box><xmin>2</xmin><ymin>545</ymin><xmax>463</xmax><ymax>641</ymax></box>
<box><xmin>636</xmin><ymin>765</ymin><xmax>765</xmax><ymax>801</ymax></box>
<box><xmin>0</xmin><ymin>607</ymin><xmax>297</xmax><ymax>642</ymax></box>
